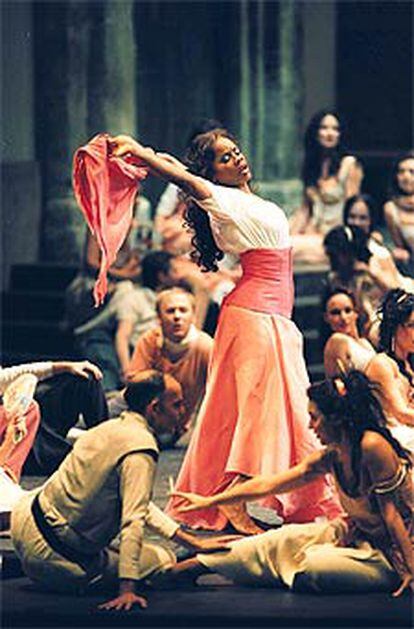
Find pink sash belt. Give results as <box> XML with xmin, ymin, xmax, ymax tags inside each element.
<box><xmin>222</xmin><ymin>248</ymin><xmax>294</xmax><ymax>318</ymax></box>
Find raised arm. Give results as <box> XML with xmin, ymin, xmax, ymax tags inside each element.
<box><xmin>172</xmin><ymin>450</ymin><xmax>331</xmax><ymax>513</ymax></box>
<box><xmin>110</xmin><ymin>135</ymin><xmax>211</xmax><ymax>201</ymax></box>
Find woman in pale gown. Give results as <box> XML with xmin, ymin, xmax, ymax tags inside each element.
<box><xmin>110</xmin><ymin>128</ymin><xmax>341</xmax><ymax>534</ymax></box>
<box><xmin>343</xmin><ymin>194</ymin><xmax>414</xmax><ymax>292</ymax></box>
<box><xmin>364</xmin><ymin>289</ymin><xmax>414</xmax><ymax>454</ymax></box>
<box><xmin>383</xmin><ymin>151</ymin><xmax>414</xmax><ymax>265</ymax></box>
<box><xmin>171</xmin><ymin>371</ymin><xmax>413</xmax><ymax>596</ymax></box>
<box><xmin>290</xmin><ymin>110</ymin><xmax>363</xmax><ymax>264</ymax></box>
<box><xmin>322</xmin><ymin>287</ymin><xmax>414</xmax><ymax>455</ymax></box>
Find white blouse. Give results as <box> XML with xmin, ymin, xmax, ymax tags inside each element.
<box><xmin>195</xmin><ymin>181</ymin><xmax>291</xmax><ymax>255</ymax></box>
<box><xmin>0</xmin><ymin>362</ymin><xmax>53</xmax><ymax>395</ymax></box>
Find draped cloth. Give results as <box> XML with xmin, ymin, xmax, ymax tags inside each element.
<box><xmin>73</xmin><ymin>134</ymin><xmax>149</xmax><ymax>305</ymax></box>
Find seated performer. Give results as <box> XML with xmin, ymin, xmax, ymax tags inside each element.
<box><xmin>11</xmin><ymin>371</ymin><xmax>237</xmax><ymax>612</ymax></box>
<box><xmin>171</xmin><ymin>371</ymin><xmax>413</xmax><ymax>597</ymax></box>
<box><xmin>126</xmin><ymin>286</ymin><xmax>213</xmax><ymax>446</ymax></box>
<box><xmin>0</xmin><ymin>360</ymin><xmax>106</xmax><ymax>482</ymax></box>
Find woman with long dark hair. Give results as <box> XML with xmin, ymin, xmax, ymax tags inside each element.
<box><xmin>343</xmin><ymin>194</ymin><xmax>413</xmax><ymax>292</ymax></box>
<box><xmin>290</xmin><ymin>110</ymin><xmax>363</xmax><ymax>264</ymax></box>
<box><xmin>365</xmin><ymin>289</ymin><xmax>414</xmax><ymax>452</ymax></box>
<box><xmin>110</xmin><ymin>128</ymin><xmax>341</xmax><ymax>534</ymax></box>
<box><xmin>171</xmin><ymin>371</ymin><xmax>413</xmax><ymax>596</ymax></box>
<box><xmin>383</xmin><ymin>151</ymin><xmax>414</xmax><ymax>263</ymax></box>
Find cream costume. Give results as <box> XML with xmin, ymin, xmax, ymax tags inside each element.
<box><xmin>11</xmin><ymin>411</ymin><xmax>179</xmax><ymax>592</ymax></box>
<box><xmin>196</xmin><ymin>451</ymin><xmax>412</xmax><ymax>593</ymax></box>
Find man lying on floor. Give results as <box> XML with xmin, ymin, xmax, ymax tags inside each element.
<box><xmin>11</xmin><ymin>370</ymin><xmax>236</xmax><ymax>612</ymax></box>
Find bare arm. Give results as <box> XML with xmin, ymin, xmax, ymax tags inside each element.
<box><xmin>115</xmin><ymin>320</ymin><xmax>134</xmax><ymax>380</ymax></box>
<box><xmin>365</xmin><ymin>356</ymin><xmax>414</xmax><ymax>426</ymax></box>
<box><xmin>172</xmin><ymin>450</ymin><xmax>331</xmax><ymax>512</ymax></box>
<box><xmin>324</xmin><ymin>335</ymin><xmax>353</xmax><ymax>378</ymax></box>
<box><xmin>110</xmin><ymin>135</ymin><xmax>211</xmax><ymax>201</ymax></box>
<box><xmin>362</xmin><ymin>433</ymin><xmax>414</xmax><ymax>596</ymax></box>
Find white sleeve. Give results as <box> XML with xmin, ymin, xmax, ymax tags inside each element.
<box><xmin>0</xmin><ymin>362</ymin><xmax>54</xmax><ymax>394</ymax></box>
<box><xmin>155</xmin><ymin>184</ymin><xmax>180</xmax><ymax>218</ymax></box>
<box><xmin>192</xmin><ymin>180</ymin><xmax>237</xmax><ymax>222</ymax></box>
<box><xmin>145</xmin><ymin>501</ymin><xmax>180</xmax><ymax>538</ymax></box>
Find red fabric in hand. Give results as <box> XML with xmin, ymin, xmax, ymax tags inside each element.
<box><xmin>73</xmin><ymin>133</ymin><xmax>149</xmax><ymax>305</ymax></box>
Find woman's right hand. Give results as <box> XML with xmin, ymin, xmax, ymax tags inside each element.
<box><xmin>109</xmin><ymin>135</ymin><xmax>151</xmax><ymax>160</ymax></box>
<box><xmin>170</xmin><ymin>490</ymin><xmax>214</xmax><ymax>513</ymax></box>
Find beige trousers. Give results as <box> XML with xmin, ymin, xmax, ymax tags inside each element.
<box><xmin>11</xmin><ymin>491</ymin><xmax>176</xmax><ymax>593</ymax></box>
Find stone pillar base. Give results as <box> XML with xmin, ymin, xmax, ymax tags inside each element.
<box><xmin>42</xmin><ymin>195</ymin><xmax>86</xmax><ymax>264</ymax></box>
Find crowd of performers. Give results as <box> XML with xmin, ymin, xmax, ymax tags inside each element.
<box><xmin>0</xmin><ymin>116</ymin><xmax>413</xmax><ymax>611</ymax></box>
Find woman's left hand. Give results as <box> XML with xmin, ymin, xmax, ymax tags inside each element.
<box><xmin>170</xmin><ymin>490</ymin><xmax>213</xmax><ymax>513</ymax></box>
<box><xmin>64</xmin><ymin>361</ymin><xmax>103</xmax><ymax>381</ymax></box>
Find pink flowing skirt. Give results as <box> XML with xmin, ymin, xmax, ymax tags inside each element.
<box><xmin>166</xmin><ymin>304</ymin><xmax>341</xmax><ymax>529</ymax></box>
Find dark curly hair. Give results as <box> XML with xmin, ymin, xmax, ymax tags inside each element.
<box><xmin>343</xmin><ymin>193</ymin><xmax>378</xmax><ymax>235</ymax></box>
<box><xmin>308</xmin><ymin>371</ymin><xmax>411</xmax><ymax>494</ymax></box>
<box><xmin>323</xmin><ymin>225</ymin><xmax>371</xmax><ymax>282</ymax></box>
<box><xmin>302</xmin><ymin>110</ymin><xmax>346</xmax><ymax>189</ymax></box>
<box><xmin>388</xmin><ymin>150</ymin><xmax>414</xmax><ymax>199</ymax></box>
<box><xmin>182</xmin><ymin>128</ymin><xmax>238</xmax><ymax>272</ymax></box>
<box><xmin>378</xmin><ymin>289</ymin><xmax>414</xmax><ymax>384</ymax></box>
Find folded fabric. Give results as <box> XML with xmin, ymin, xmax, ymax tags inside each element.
<box><xmin>73</xmin><ymin>133</ymin><xmax>149</xmax><ymax>305</ymax></box>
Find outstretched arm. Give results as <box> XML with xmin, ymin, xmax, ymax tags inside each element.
<box><xmin>110</xmin><ymin>135</ymin><xmax>211</xmax><ymax>201</ymax></box>
<box><xmin>172</xmin><ymin>450</ymin><xmax>330</xmax><ymax>512</ymax></box>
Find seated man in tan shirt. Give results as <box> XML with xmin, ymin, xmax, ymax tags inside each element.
<box><xmin>11</xmin><ymin>371</ymin><xmax>234</xmax><ymax>612</ymax></box>
<box><xmin>126</xmin><ymin>286</ymin><xmax>214</xmax><ymax>447</ymax></box>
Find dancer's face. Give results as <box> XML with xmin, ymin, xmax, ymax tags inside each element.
<box><xmin>324</xmin><ymin>294</ymin><xmax>359</xmax><ymax>338</ymax></box>
<box><xmin>395</xmin><ymin>311</ymin><xmax>414</xmax><ymax>356</ymax></box>
<box><xmin>158</xmin><ymin>291</ymin><xmax>195</xmax><ymax>342</ymax></box>
<box><xmin>147</xmin><ymin>377</ymin><xmax>186</xmax><ymax>435</ymax></box>
<box><xmin>317</xmin><ymin>114</ymin><xmax>340</xmax><ymax>149</ymax></box>
<box><xmin>308</xmin><ymin>401</ymin><xmax>335</xmax><ymax>445</ymax></box>
<box><xmin>346</xmin><ymin>200</ymin><xmax>371</xmax><ymax>234</ymax></box>
<box><xmin>396</xmin><ymin>158</ymin><xmax>414</xmax><ymax>195</ymax></box>
<box><xmin>212</xmin><ymin>137</ymin><xmax>251</xmax><ymax>187</ymax></box>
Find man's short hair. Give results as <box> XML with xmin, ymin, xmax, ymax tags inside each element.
<box><xmin>124</xmin><ymin>370</ymin><xmax>166</xmax><ymax>413</ymax></box>
<box><xmin>156</xmin><ymin>285</ymin><xmax>195</xmax><ymax>316</ymax></box>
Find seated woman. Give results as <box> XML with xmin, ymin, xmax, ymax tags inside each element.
<box><xmin>290</xmin><ymin>110</ymin><xmax>363</xmax><ymax>264</ymax></box>
<box><xmin>171</xmin><ymin>371</ymin><xmax>413</xmax><ymax>596</ymax></box>
<box><xmin>344</xmin><ymin>194</ymin><xmax>413</xmax><ymax>292</ymax></box>
<box><xmin>364</xmin><ymin>289</ymin><xmax>414</xmax><ymax>453</ymax></box>
<box><xmin>323</xmin><ymin>225</ymin><xmax>401</xmax><ymax>335</ymax></box>
<box><xmin>383</xmin><ymin>151</ymin><xmax>414</xmax><ymax>265</ymax></box>
<box><xmin>323</xmin><ymin>287</ymin><xmax>414</xmax><ymax>454</ymax></box>
<box><xmin>322</xmin><ymin>287</ymin><xmax>376</xmax><ymax>377</ymax></box>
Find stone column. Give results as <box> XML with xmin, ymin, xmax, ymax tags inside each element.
<box><xmin>276</xmin><ymin>0</ymin><xmax>302</xmax><ymax>180</ymax></box>
<box><xmin>40</xmin><ymin>0</ymin><xmax>137</xmax><ymax>263</ymax></box>
<box><xmin>39</xmin><ymin>1</ymin><xmax>89</xmax><ymax>263</ymax></box>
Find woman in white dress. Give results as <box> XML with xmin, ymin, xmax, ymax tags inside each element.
<box><xmin>110</xmin><ymin>129</ymin><xmax>341</xmax><ymax>534</ymax></box>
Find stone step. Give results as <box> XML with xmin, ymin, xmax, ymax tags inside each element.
<box><xmin>293</xmin><ymin>264</ymin><xmax>329</xmax><ymax>297</ymax></box>
<box><xmin>9</xmin><ymin>263</ymin><xmax>78</xmax><ymax>292</ymax></box>
<box><xmin>1</xmin><ymin>321</ymin><xmax>75</xmax><ymax>358</ymax></box>
<box><xmin>2</xmin><ymin>290</ymin><xmax>66</xmax><ymax>322</ymax></box>
<box><xmin>292</xmin><ymin>295</ymin><xmax>322</xmax><ymax>331</ymax></box>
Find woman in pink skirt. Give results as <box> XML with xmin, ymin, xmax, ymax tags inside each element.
<box><xmin>110</xmin><ymin>129</ymin><xmax>342</xmax><ymax>533</ymax></box>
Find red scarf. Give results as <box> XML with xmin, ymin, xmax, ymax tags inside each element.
<box><xmin>73</xmin><ymin>133</ymin><xmax>148</xmax><ymax>305</ymax></box>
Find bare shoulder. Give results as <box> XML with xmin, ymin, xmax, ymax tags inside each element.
<box><xmin>365</xmin><ymin>352</ymin><xmax>396</xmax><ymax>379</ymax></box>
<box><xmin>325</xmin><ymin>333</ymin><xmax>350</xmax><ymax>352</ymax></box>
<box><xmin>360</xmin><ymin>431</ymin><xmax>399</xmax><ymax>476</ymax></box>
